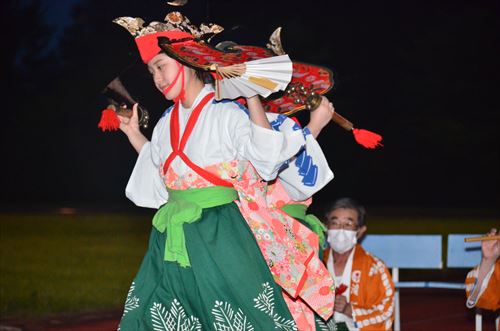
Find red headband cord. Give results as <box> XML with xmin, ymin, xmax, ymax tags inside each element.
<box><xmin>162</xmin><ymin>62</ymin><xmax>185</xmax><ymax>104</ymax></box>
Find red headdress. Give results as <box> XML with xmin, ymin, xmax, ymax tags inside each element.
<box><xmin>113</xmin><ymin>12</ymin><xmax>293</xmax><ymax>101</ymax></box>
<box><xmin>99</xmin><ymin>11</ymin><xmax>294</xmax><ymax>132</ymax></box>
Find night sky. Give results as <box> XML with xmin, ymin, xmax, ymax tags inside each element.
<box><xmin>1</xmin><ymin>0</ymin><xmax>499</xmax><ymax>215</ymax></box>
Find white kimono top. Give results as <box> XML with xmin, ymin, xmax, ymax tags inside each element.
<box><xmin>126</xmin><ymin>85</ymin><xmax>307</xmax><ymax>208</ymax></box>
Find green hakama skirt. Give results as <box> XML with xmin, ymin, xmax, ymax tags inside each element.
<box><xmin>118</xmin><ymin>201</ymin><xmax>297</xmax><ymax>331</ymax></box>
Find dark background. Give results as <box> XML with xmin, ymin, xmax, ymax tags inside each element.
<box><xmin>1</xmin><ymin>0</ymin><xmax>499</xmax><ymax>216</ymax></box>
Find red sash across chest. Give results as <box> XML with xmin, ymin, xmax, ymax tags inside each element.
<box><xmin>162</xmin><ymin>92</ymin><xmax>233</xmax><ymax>188</ymax></box>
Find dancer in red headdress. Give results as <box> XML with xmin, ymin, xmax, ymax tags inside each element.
<box><xmin>112</xmin><ymin>12</ymin><xmax>336</xmax><ymax>330</ymax></box>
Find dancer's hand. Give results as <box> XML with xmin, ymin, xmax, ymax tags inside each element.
<box><xmin>306</xmin><ymin>97</ymin><xmax>334</xmax><ymax>138</ymax></box>
<box><xmin>117</xmin><ymin>104</ymin><xmax>148</xmax><ymax>153</ymax></box>
<box><xmin>118</xmin><ymin>104</ymin><xmax>140</xmax><ymax>136</ymax></box>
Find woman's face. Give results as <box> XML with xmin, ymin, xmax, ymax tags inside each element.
<box><xmin>147</xmin><ymin>53</ymin><xmax>184</xmax><ymax>100</ymax></box>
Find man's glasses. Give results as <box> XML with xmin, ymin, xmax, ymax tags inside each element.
<box><xmin>328</xmin><ymin>220</ymin><xmax>358</xmax><ymax>230</ymax></box>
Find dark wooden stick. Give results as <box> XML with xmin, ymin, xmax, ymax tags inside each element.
<box><xmin>331</xmin><ymin>112</ymin><xmax>354</xmax><ymax>131</ymax></box>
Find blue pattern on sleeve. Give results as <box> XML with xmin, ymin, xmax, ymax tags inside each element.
<box><xmin>270</xmin><ymin>114</ymin><xmax>302</xmax><ymax>132</ymax></box>
<box><xmin>270</xmin><ymin>115</ymin><xmax>318</xmax><ymax>187</ymax></box>
<box><xmin>294</xmin><ymin>149</ymin><xmax>318</xmax><ymax>187</ymax></box>
<box><xmin>270</xmin><ymin>114</ymin><xmax>287</xmax><ymax>131</ymax></box>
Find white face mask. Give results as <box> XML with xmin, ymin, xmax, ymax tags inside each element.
<box><xmin>327</xmin><ymin>229</ymin><xmax>357</xmax><ymax>254</ymax></box>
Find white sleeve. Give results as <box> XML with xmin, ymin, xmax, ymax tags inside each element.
<box><xmin>267</xmin><ymin>113</ymin><xmax>334</xmax><ymax>201</ymax></box>
<box><xmin>225</xmin><ymin>103</ymin><xmax>305</xmax><ymax>181</ymax></box>
<box><xmin>125</xmin><ymin>122</ymin><xmax>169</xmax><ymax>209</ymax></box>
<box><xmin>466</xmin><ymin>265</ymin><xmax>496</xmax><ymax>308</ymax></box>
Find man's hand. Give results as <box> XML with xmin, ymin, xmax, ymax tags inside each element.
<box><xmin>482</xmin><ymin>228</ymin><xmax>500</xmax><ymax>263</ymax></box>
<box><xmin>334</xmin><ymin>295</ymin><xmax>353</xmax><ymax>318</ymax></box>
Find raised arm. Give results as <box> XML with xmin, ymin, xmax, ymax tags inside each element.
<box><xmin>306</xmin><ymin>96</ymin><xmax>335</xmax><ymax>139</ymax></box>
<box><xmin>466</xmin><ymin>228</ymin><xmax>500</xmax><ymax>309</ymax></box>
<box><xmin>124</xmin><ymin>108</ymin><xmax>170</xmax><ymax>209</ymax></box>
<box><xmin>246</xmin><ymin>96</ymin><xmax>272</xmax><ymax>130</ymax></box>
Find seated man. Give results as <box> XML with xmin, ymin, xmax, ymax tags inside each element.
<box><xmin>323</xmin><ymin>198</ymin><xmax>394</xmax><ymax>331</ymax></box>
<box><xmin>465</xmin><ymin>228</ymin><xmax>499</xmax><ymax>328</ymax></box>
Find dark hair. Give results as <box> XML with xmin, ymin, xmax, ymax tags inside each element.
<box><xmin>195</xmin><ymin>70</ymin><xmax>215</xmax><ymax>84</ymax></box>
<box><xmin>324</xmin><ymin>197</ymin><xmax>367</xmax><ymax>227</ymax></box>
<box><xmin>158</xmin><ymin>51</ymin><xmax>214</xmax><ymax>85</ymax></box>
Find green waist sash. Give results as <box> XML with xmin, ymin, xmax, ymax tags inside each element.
<box><xmin>153</xmin><ymin>186</ymin><xmax>238</xmax><ymax>267</ymax></box>
<box><xmin>281</xmin><ymin>203</ymin><xmax>327</xmax><ymax>246</ymax></box>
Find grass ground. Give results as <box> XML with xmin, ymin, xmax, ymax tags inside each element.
<box><xmin>0</xmin><ymin>212</ymin><xmax>498</xmax><ymax>317</ymax></box>
<box><xmin>0</xmin><ymin>213</ymin><xmax>152</xmax><ymax>317</ymax></box>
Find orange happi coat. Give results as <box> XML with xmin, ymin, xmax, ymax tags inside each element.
<box><xmin>324</xmin><ymin>244</ymin><xmax>395</xmax><ymax>330</ymax></box>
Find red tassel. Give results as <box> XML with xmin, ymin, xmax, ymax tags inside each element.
<box><xmin>98</xmin><ymin>108</ymin><xmax>120</xmax><ymax>132</ymax></box>
<box><xmin>335</xmin><ymin>283</ymin><xmax>348</xmax><ymax>296</ymax></box>
<box><xmin>352</xmin><ymin>128</ymin><xmax>383</xmax><ymax>149</ymax></box>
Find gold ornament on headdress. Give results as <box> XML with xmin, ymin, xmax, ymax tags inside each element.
<box><xmin>266</xmin><ymin>27</ymin><xmax>286</xmax><ymax>56</ymax></box>
<box><xmin>113</xmin><ymin>12</ymin><xmax>224</xmax><ymax>40</ymax></box>
<box><xmin>167</xmin><ymin>0</ymin><xmax>188</xmax><ymax>6</ymax></box>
